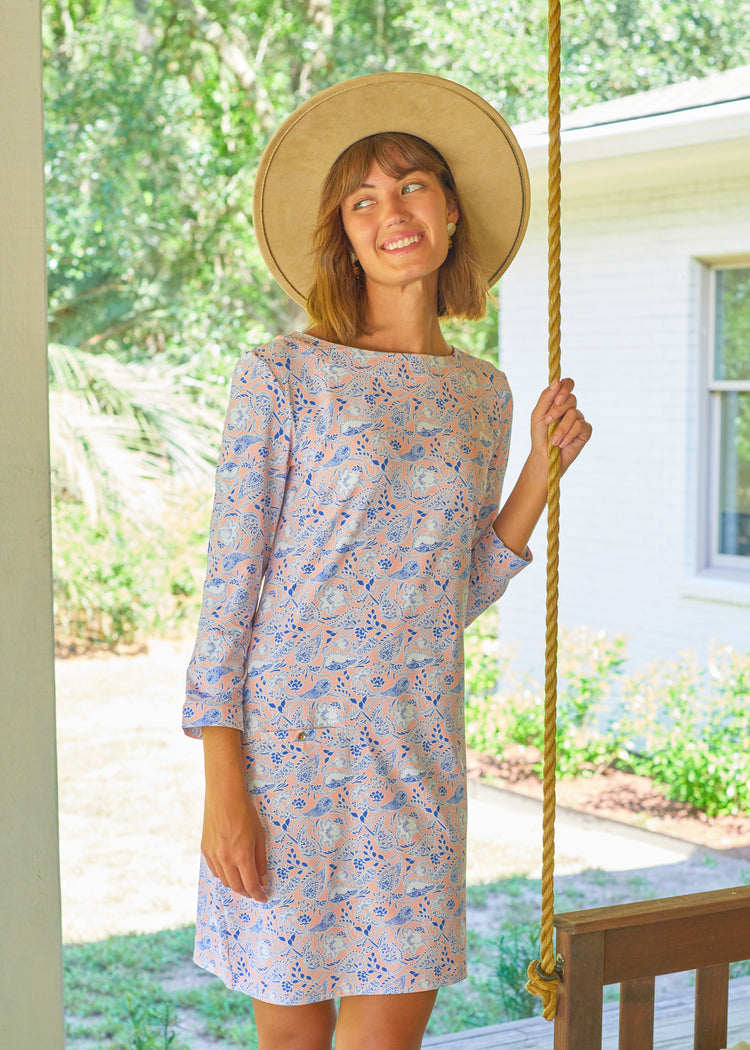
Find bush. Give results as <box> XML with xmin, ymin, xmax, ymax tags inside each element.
<box><xmin>465</xmin><ymin>618</ymin><xmax>626</xmax><ymax>780</ymax></box>
<box><xmin>465</xmin><ymin>616</ymin><xmax>750</xmax><ymax>818</ymax></box>
<box><xmin>617</xmin><ymin>645</ymin><xmax>750</xmax><ymax>817</ymax></box>
<box><xmin>53</xmin><ymin>491</ymin><xmax>210</xmax><ymax>653</ymax></box>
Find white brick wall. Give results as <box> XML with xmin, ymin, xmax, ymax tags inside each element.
<box><xmin>495</xmin><ymin>133</ymin><xmax>750</xmax><ymax>675</ymax></box>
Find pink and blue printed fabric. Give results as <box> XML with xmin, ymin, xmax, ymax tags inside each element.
<box><xmin>183</xmin><ymin>332</ymin><xmax>531</xmax><ymax>1004</ymax></box>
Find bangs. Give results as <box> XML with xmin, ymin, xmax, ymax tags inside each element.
<box><xmin>324</xmin><ymin>133</ymin><xmax>457</xmax><ymax>210</ymax></box>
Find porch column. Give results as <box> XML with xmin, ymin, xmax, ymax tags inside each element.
<box><xmin>0</xmin><ymin>0</ymin><xmax>65</xmax><ymax>1046</ymax></box>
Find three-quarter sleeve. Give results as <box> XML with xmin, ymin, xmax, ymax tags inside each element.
<box><xmin>464</xmin><ymin>383</ymin><xmax>532</xmax><ymax>627</ymax></box>
<box><xmin>183</xmin><ymin>350</ymin><xmax>293</xmax><ymax>738</ymax></box>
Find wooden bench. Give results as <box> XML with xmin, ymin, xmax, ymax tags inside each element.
<box><xmin>553</xmin><ymin>885</ymin><xmax>750</xmax><ymax>1050</ymax></box>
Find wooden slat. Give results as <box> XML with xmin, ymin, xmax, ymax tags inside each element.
<box><xmin>554</xmin><ymin>886</ymin><xmax>750</xmax><ymax>936</ymax></box>
<box><xmin>694</xmin><ymin>963</ymin><xmax>729</xmax><ymax>1050</ymax></box>
<box><xmin>619</xmin><ymin>976</ymin><xmax>655</xmax><ymax>1050</ymax></box>
<box><xmin>553</xmin><ymin>930</ymin><xmax>604</xmax><ymax>1050</ymax></box>
<box><xmin>602</xmin><ymin>908</ymin><xmax>750</xmax><ymax>983</ymax></box>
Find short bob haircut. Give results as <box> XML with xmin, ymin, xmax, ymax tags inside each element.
<box><xmin>306</xmin><ymin>132</ymin><xmax>488</xmax><ymax>347</ymax></box>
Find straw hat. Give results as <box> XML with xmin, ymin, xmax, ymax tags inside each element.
<box><xmin>252</xmin><ymin>72</ymin><xmax>530</xmax><ymax>307</ymax></box>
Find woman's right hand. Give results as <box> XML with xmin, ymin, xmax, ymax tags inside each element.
<box><xmin>201</xmin><ymin>787</ymin><xmax>269</xmax><ymax>902</ymax></box>
<box><xmin>200</xmin><ymin>726</ymin><xmax>269</xmax><ymax>902</ymax></box>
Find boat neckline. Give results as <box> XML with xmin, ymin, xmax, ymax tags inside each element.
<box><xmin>290</xmin><ymin>331</ymin><xmax>460</xmax><ymax>361</ymax></box>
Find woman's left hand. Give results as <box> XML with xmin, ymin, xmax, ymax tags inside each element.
<box><xmin>531</xmin><ymin>378</ymin><xmax>592</xmax><ymax>474</ymax></box>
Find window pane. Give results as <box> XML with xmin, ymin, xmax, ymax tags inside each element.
<box><xmin>719</xmin><ymin>391</ymin><xmax>750</xmax><ymax>557</ymax></box>
<box><xmin>714</xmin><ymin>267</ymin><xmax>750</xmax><ymax>381</ymax></box>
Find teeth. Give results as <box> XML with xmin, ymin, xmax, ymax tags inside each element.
<box><xmin>383</xmin><ymin>235</ymin><xmax>422</xmax><ymax>251</ymax></box>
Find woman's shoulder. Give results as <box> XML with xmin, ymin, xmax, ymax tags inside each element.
<box><xmin>229</xmin><ymin>333</ymin><xmax>326</xmax><ymax>388</ymax></box>
<box><xmin>454</xmin><ymin>348</ymin><xmax>511</xmax><ymax>396</ymax></box>
<box><xmin>237</xmin><ymin>331</ymin><xmax>318</xmax><ymax>366</ymax></box>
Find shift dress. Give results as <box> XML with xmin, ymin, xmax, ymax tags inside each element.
<box><xmin>183</xmin><ymin>331</ymin><xmax>531</xmax><ymax>1004</ymax></box>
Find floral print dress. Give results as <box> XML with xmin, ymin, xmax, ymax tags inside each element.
<box><xmin>183</xmin><ymin>332</ymin><xmax>530</xmax><ymax>1004</ymax></box>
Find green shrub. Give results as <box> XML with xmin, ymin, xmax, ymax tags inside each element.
<box><xmin>617</xmin><ymin>645</ymin><xmax>750</xmax><ymax>817</ymax></box>
<box><xmin>465</xmin><ymin>617</ymin><xmax>750</xmax><ymax>818</ymax></box>
<box><xmin>53</xmin><ymin>491</ymin><xmax>210</xmax><ymax>653</ymax></box>
<box><xmin>466</xmin><ymin>620</ymin><xmax>626</xmax><ymax>780</ymax></box>
<box><xmin>464</xmin><ymin>608</ymin><xmax>509</xmax><ymax>754</ymax></box>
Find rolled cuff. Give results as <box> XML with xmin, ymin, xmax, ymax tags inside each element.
<box><xmin>465</xmin><ymin>524</ymin><xmax>532</xmax><ymax>627</ymax></box>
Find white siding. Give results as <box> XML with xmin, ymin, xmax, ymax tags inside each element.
<box><xmin>496</xmin><ymin>134</ymin><xmax>750</xmax><ymax>674</ymax></box>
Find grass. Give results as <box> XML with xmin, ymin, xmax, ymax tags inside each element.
<box><xmin>64</xmin><ymin>926</ymin><xmax>197</xmax><ymax>1049</ymax></box>
<box><xmin>63</xmin><ymin>869</ymin><xmax>750</xmax><ymax>1047</ymax></box>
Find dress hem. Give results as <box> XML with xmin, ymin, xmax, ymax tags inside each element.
<box><xmin>192</xmin><ymin>950</ymin><xmax>468</xmax><ymax>1005</ymax></box>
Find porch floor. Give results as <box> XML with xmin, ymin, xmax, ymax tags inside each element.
<box><xmin>422</xmin><ymin>975</ymin><xmax>750</xmax><ymax>1049</ymax></box>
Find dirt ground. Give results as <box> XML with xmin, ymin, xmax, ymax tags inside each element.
<box><xmin>55</xmin><ymin>640</ymin><xmax>750</xmax><ymax>945</ymax></box>
<box><xmin>466</xmin><ymin>747</ymin><xmax>750</xmax><ymax>859</ymax></box>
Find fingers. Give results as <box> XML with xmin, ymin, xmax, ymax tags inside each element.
<box><xmin>550</xmin><ymin>406</ymin><xmax>588</xmax><ymax>449</ymax></box>
<box><xmin>203</xmin><ymin>848</ymin><xmax>269</xmax><ymax>903</ymax></box>
<box><xmin>201</xmin><ymin>796</ymin><xmax>270</xmax><ymax>903</ymax></box>
<box><xmin>532</xmin><ymin>377</ymin><xmax>592</xmax><ymax>471</ymax></box>
<box><xmin>538</xmin><ymin>378</ymin><xmax>577</xmax><ymax>427</ymax></box>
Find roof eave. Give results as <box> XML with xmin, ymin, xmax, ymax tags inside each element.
<box><xmin>516</xmin><ymin>97</ymin><xmax>750</xmax><ymax>169</ymax></box>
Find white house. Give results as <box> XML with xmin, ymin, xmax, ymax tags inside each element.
<box><xmin>497</xmin><ymin>66</ymin><xmax>750</xmax><ymax>674</ymax></box>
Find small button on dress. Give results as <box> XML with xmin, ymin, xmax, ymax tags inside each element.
<box><xmin>183</xmin><ymin>332</ymin><xmax>531</xmax><ymax>1005</ymax></box>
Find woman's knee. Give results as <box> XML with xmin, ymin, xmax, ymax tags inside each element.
<box><xmin>252</xmin><ymin>997</ymin><xmax>337</xmax><ymax>1050</ymax></box>
<box><xmin>334</xmin><ymin>989</ymin><xmax>437</xmax><ymax>1050</ymax></box>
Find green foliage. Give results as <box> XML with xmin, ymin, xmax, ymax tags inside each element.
<box><xmin>43</xmin><ymin>0</ymin><xmax>750</xmax><ymax>380</ymax></box>
<box><xmin>466</xmin><ymin>621</ymin><xmax>626</xmax><ymax>780</ymax></box>
<box><xmin>617</xmin><ymin>645</ymin><xmax>750</xmax><ymax>817</ymax></box>
<box><xmin>48</xmin><ymin>342</ymin><xmax>222</xmax><ymax>513</ymax></box>
<box><xmin>64</xmin><ymin>926</ymin><xmax>194</xmax><ymax>1049</ymax></box>
<box><xmin>171</xmin><ymin>982</ymin><xmax>259</xmax><ymax>1047</ymax></box>
<box><xmin>464</xmin><ymin>608</ymin><xmax>509</xmax><ymax>753</ymax></box>
<box><xmin>43</xmin><ymin>0</ymin><xmax>750</xmax><ymax>626</ymax></box>
<box><xmin>716</xmin><ymin>266</ymin><xmax>750</xmax><ymax>382</ymax></box>
<box><xmin>466</xmin><ymin>619</ymin><xmax>750</xmax><ymax>817</ymax></box>
<box><xmin>125</xmin><ymin>999</ymin><xmax>178</xmax><ymax>1050</ymax></box>
<box><xmin>553</xmin><ymin>628</ymin><xmax>627</xmax><ymax>777</ymax></box>
<box><xmin>487</xmin><ymin>922</ymin><xmax>542</xmax><ymax>1020</ymax></box>
<box><xmin>442</xmin><ymin>299</ymin><xmax>500</xmax><ymax>366</ymax></box>
<box><xmin>53</xmin><ymin>494</ymin><xmax>210</xmax><ymax>652</ymax></box>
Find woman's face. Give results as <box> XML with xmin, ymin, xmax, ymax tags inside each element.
<box><xmin>340</xmin><ymin>160</ymin><xmax>459</xmax><ymax>295</ymax></box>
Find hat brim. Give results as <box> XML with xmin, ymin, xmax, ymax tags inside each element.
<box><xmin>253</xmin><ymin>72</ymin><xmax>530</xmax><ymax>307</ymax></box>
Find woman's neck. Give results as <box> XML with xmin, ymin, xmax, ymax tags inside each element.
<box><xmin>353</xmin><ymin>279</ymin><xmax>452</xmax><ymax>356</ymax></box>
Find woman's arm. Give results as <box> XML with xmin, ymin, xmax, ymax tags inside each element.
<box><xmin>493</xmin><ymin>378</ymin><xmax>591</xmax><ymax>557</ymax></box>
<box><xmin>201</xmin><ymin>726</ymin><xmax>269</xmax><ymax>903</ymax></box>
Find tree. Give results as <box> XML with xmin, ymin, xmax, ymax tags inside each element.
<box><xmin>43</xmin><ymin>0</ymin><xmax>750</xmax><ymax>503</ymax></box>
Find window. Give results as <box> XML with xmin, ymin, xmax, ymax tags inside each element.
<box><xmin>706</xmin><ymin>264</ymin><xmax>750</xmax><ymax>574</ymax></box>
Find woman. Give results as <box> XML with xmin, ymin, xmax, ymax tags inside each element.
<box><xmin>183</xmin><ymin>73</ymin><xmax>591</xmax><ymax>1050</ymax></box>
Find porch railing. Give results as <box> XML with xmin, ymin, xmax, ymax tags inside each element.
<box><xmin>553</xmin><ymin>884</ymin><xmax>750</xmax><ymax>1050</ymax></box>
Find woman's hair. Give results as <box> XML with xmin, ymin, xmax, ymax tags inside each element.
<box><xmin>306</xmin><ymin>132</ymin><xmax>488</xmax><ymax>346</ymax></box>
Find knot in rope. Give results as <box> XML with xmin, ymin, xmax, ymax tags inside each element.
<box><xmin>525</xmin><ymin>958</ymin><xmax>561</xmax><ymax>1021</ymax></box>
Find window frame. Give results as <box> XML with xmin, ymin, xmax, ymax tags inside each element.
<box><xmin>702</xmin><ymin>259</ymin><xmax>750</xmax><ymax>581</ymax></box>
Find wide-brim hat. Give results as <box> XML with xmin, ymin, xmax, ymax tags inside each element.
<box><xmin>253</xmin><ymin>72</ymin><xmax>530</xmax><ymax>307</ymax></box>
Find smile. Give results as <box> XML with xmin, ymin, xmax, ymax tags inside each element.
<box><xmin>381</xmin><ymin>234</ymin><xmax>424</xmax><ymax>251</ymax></box>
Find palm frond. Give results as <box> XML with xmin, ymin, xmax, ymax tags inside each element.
<box><xmin>48</xmin><ymin>342</ymin><xmax>222</xmax><ymax>522</ymax></box>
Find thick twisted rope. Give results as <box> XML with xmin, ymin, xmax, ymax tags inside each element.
<box><xmin>525</xmin><ymin>0</ymin><xmax>563</xmax><ymax>1022</ymax></box>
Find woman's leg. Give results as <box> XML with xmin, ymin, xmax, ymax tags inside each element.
<box><xmin>334</xmin><ymin>989</ymin><xmax>438</xmax><ymax>1050</ymax></box>
<box><xmin>252</xmin><ymin>997</ymin><xmax>337</xmax><ymax>1050</ymax></box>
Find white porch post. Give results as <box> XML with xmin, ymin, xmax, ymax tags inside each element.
<box><xmin>0</xmin><ymin>0</ymin><xmax>65</xmax><ymax>1046</ymax></box>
